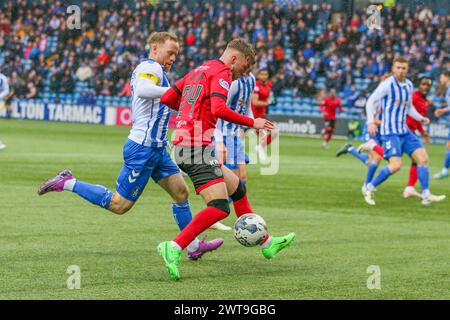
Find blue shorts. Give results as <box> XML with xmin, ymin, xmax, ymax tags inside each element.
<box><xmin>362</xmin><ymin>124</ymin><xmax>382</xmax><ymax>145</ymax></box>
<box><xmin>116</xmin><ymin>139</ymin><xmax>180</xmax><ymax>202</ymax></box>
<box><xmin>222</xmin><ymin>135</ymin><xmax>246</xmax><ymax>170</ymax></box>
<box><xmin>381</xmin><ymin>131</ymin><xmax>423</xmax><ymax>160</ymax></box>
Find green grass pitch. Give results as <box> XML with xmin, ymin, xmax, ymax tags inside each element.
<box><xmin>0</xmin><ymin>119</ymin><xmax>449</xmax><ymax>299</ymax></box>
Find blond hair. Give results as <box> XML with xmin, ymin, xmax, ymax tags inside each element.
<box><xmin>149</xmin><ymin>32</ymin><xmax>179</xmax><ymax>45</ymax></box>
<box><xmin>227</xmin><ymin>38</ymin><xmax>256</xmax><ymax>66</ymax></box>
<box><xmin>393</xmin><ymin>56</ymin><xmax>409</xmax><ymax>65</ymax></box>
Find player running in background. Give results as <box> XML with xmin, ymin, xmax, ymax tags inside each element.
<box><xmin>336</xmin><ymin>107</ymin><xmax>383</xmax><ymax>194</ymax></box>
<box><xmin>360</xmin><ymin>57</ymin><xmax>445</xmax><ymax>206</ymax></box>
<box><xmin>433</xmin><ymin>70</ymin><xmax>450</xmax><ymax>180</ymax></box>
<box><xmin>403</xmin><ymin>76</ymin><xmax>433</xmax><ymax>198</ymax></box>
<box><xmin>337</xmin><ymin>76</ymin><xmax>435</xmax><ymax>199</ymax></box>
<box><xmin>211</xmin><ymin>70</ymin><xmax>256</xmax><ymax>231</ymax></box>
<box><xmin>0</xmin><ymin>70</ymin><xmax>10</xmax><ymax>150</ymax></box>
<box><xmin>158</xmin><ymin>38</ymin><xmax>296</xmax><ymax>281</ymax></box>
<box><xmin>320</xmin><ymin>88</ymin><xmax>343</xmax><ymax>149</ymax></box>
<box><xmin>37</xmin><ymin>32</ymin><xmax>223</xmax><ymax>260</ymax></box>
<box><xmin>252</xmin><ymin>69</ymin><xmax>278</xmax><ymax>161</ymax></box>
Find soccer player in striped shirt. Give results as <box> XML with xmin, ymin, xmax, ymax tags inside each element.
<box><xmin>37</xmin><ymin>32</ymin><xmax>223</xmax><ymax>259</ymax></box>
<box><xmin>433</xmin><ymin>70</ymin><xmax>450</xmax><ymax>180</ymax></box>
<box><xmin>361</xmin><ymin>57</ymin><xmax>445</xmax><ymax>206</ymax></box>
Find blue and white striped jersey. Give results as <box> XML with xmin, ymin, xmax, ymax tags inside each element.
<box><xmin>446</xmin><ymin>85</ymin><xmax>450</xmax><ymax>108</ymax></box>
<box><xmin>0</xmin><ymin>73</ymin><xmax>10</xmax><ymax>101</ymax></box>
<box><xmin>129</xmin><ymin>59</ymin><xmax>170</xmax><ymax>148</ymax></box>
<box><xmin>215</xmin><ymin>73</ymin><xmax>256</xmax><ymax>139</ymax></box>
<box><xmin>366</xmin><ymin>75</ymin><xmax>416</xmax><ymax>136</ymax></box>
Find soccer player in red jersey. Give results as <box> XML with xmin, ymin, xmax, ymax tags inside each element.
<box><xmin>403</xmin><ymin>76</ymin><xmax>433</xmax><ymax>198</ymax></box>
<box><xmin>157</xmin><ymin>38</ymin><xmax>296</xmax><ymax>281</ymax></box>
<box><xmin>320</xmin><ymin>88</ymin><xmax>343</xmax><ymax>149</ymax></box>
<box><xmin>252</xmin><ymin>69</ymin><xmax>278</xmax><ymax>161</ymax></box>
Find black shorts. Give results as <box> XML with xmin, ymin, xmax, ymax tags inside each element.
<box><xmin>174</xmin><ymin>145</ymin><xmax>224</xmax><ymax>193</ymax></box>
<box><xmin>324</xmin><ymin>120</ymin><xmax>336</xmax><ymax>129</ymax></box>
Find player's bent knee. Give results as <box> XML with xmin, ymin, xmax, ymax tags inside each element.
<box><xmin>230</xmin><ymin>180</ymin><xmax>246</xmax><ymax>202</ymax></box>
<box><xmin>207</xmin><ymin>199</ymin><xmax>230</xmax><ymax>215</ymax></box>
<box><xmin>174</xmin><ymin>186</ymin><xmax>189</xmax><ymax>203</ymax></box>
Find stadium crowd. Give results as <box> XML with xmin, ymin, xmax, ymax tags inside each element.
<box><xmin>0</xmin><ymin>0</ymin><xmax>449</xmax><ymax>105</ymax></box>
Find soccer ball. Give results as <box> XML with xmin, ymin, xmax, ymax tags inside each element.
<box><xmin>234</xmin><ymin>214</ymin><xmax>268</xmax><ymax>247</ymax></box>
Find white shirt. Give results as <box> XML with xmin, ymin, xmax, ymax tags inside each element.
<box><xmin>128</xmin><ymin>59</ymin><xmax>171</xmax><ymax>148</ymax></box>
<box><xmin>0</xmin><ymin>73</ymin><xmax>10</xmax><ymax>101</ymax></box>
<box><xmin>366</xmin><ymin>75</ymin><xmax>423</xmax><ymax>135</ymax></box>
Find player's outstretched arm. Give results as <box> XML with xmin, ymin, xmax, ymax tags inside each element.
<box><xmin>134</xmin><ymin>72</ymin><xmax>169</xmax><ymax>100</ymax></box>
<box><xmin>435</xmin><ymin>106</ymin><xmax>450</xmax><ymax>117</ymax></box>
<box><xmin>160</xmin><ymin>76</ymin><xmax>187</xmax><ymax>111</ymax></box>
<box><xmin>160</xmin><ymin>86</ymin><xmax>181</xmax><ymax>110</ymax></box>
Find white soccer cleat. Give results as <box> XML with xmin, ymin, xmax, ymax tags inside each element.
<box><xmin>421</xmin><ymin>193</ymin><xmax>446</xmax><ymax>206</ymax></box>
<box><xmin>362</xmin><ymin>185</ymin><xmax>367</xmax><ymax>196</ymax></box>
<box><xmin>209</xmin><ymin>222</ymin><xmax>232</xmax><ymax>231</ymax></box>
<box><xmin>322</xmin><ymin>141</ymin><xmax>329</xmax><ymax>150</ymax></box>
<box><xmin>0</xmin><ymin>142</ymin><xmax>6</xmax><ymax>150</ymax></box>
<box><xmin>357</xmin><ymin>140</ymin><xmax>376</xmax><ymax>153</ymax></box>
<box><xmin>255</xmin><ymin>144</ymin><xmax>268</xmax><ymax>161</ymax></box>
<box><xmin>426</xmin><ymin>194</ymin><xmax>446</xmax><ymax>202</ymax></box>
<box><xmin>362</xmin><ymin>186</ymin><xmax>376</xmax><ymax>205</ymax></box>
<box><xmin>403</xmin><ymin>187</ymin><xmax>422</xmax><ymax>199</ymax></box>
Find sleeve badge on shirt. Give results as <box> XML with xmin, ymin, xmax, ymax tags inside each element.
<box><xmin>219</xmin><ymin>79</ymin><xmax>230</xmax><ymax>91</ymax></box>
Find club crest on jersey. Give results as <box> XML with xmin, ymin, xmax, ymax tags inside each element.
<box><xmin>219</xmin><ymin>79</ymin><xmax>230</xmax><ymax>91</ymax></box>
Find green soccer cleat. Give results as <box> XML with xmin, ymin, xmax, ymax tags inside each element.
<box><xmin>262</xmin><ymin>232</ymin><xmax>296</xmax><ymax>260</ymax></box>
<box><xmin>157</xmin><ymin>241</ymin><xmax>182</xmax><ymax>281</ymax></box>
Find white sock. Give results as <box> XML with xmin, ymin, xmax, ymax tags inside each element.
<box><xmin>170</xmin><ymin>241</ymin><xmax>182</xmax><ymax>251</ymax></box>
<box><xmin>443</xmin><ymin>168</ymin><xmax>449</xmax><ymax>174</ymax></box>
<box><xmin>422</xmin><ymin>189</ymin><xmax>430</xmax><ymax>199</ymax></box>
<box><xmin>63</xmin><ymin>178</ymin><xmax>76</xmax><ymax>191</ymax></box>
<box><xmin>187</xmin><ymin>238</ymin><xmax>200</xmax><ymax>252</ymax></box>
<box><xmin>366</xmin><ymin>183</ymin><xmax>376</xmax><ymax>192</ymax></box>
<box><xmin>260</xmin><ymin>235</ymin><xmax>272</xmax><ymax>248</ymax></box>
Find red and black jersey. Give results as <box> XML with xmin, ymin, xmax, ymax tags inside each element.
<box><xmin>161</xmin><ymin>59</ymin><xmax>254</xmax><ymax>146</ymax></box>
<box><xmin>406</xmin><ymin>90</ymin><xmax>428</xmax><ymax>135</ymax></box>
<box><xmin>320</xmin><ymin>96</ymin><xmax>343</xmax><ymax>120</ymax></box>
<box><xmin>252</xmin><ymin>80</ymin><xmax>272</xmax><ymax>118</ymax></box>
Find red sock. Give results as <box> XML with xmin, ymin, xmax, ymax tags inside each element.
<box><xmin>373</xmin><ymin>145</ymin><xmax>384</xmax><ymax>158</ymax></box>
<box><xmin>232</xmin><ymin>193</ymin><xmax>253</xmax><ymax>217</ymax></box>
<box><xmin>407</xmin><ymin>164</ymin><xmax>418</xmax><ymax>187</ymax></box>
<box><xmin>326</xmin><ymin>132</ymin><xmax>333</xmax><ymax>143</ymax></box>
<box><xmin>173</xmin><ymin>206</ymin><xmax>228</xmax><ymax>249</ymax></box>
<box><xmin>266</xmin><ymin>134</ymin><xmax>272</xmax><ymax>146</ymax></box>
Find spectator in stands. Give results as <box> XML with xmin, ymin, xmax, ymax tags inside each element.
<box><xmin>60</xmin><ymin>70</ymin><xmax>75</xmax><ymax>93</ymax></box>
<box><xmin>0</xmin><ymin>0</ymin><xmax>447</xmax><ymax>115</ymax></box>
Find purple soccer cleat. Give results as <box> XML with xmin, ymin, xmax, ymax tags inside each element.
<box><xmin>37</xmin><ymin>169</ymin><xmax>74</xmax><ymax>195</ymax></box>
<box><xmin>187</xmin><ymin>236</ymin><xmax>224</xmax><ymax>261</ymax></box>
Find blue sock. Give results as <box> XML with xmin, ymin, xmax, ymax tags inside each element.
<box><xmin>172</xmin><ymin>200</ymin><xmax>192</xmax><ymax>230</ymax></box>
<box><xmin>371</xmin><ymin>167</ymin><xmax>393</xmax><ymax>187</ymax></box>
<box><xmin>417</xmin><ymin>165</ymin><xmax>430</xmax><ymax>192</ymax></box>
<box><xmin>365</xmin><ymin>161</ymin><xmax>379</xmax><ymax>186</ymax></box>
<box><xmin>445</xmin><ymin>150</ymin><xmax>450</xmax><ymax>170</ymax></box>
<box><xmin>349</xmin><ymin>147</ymin><xmax>369</xmax><ymax>165</ymax></box>
<box><xmin>72</xmin><ymin>181</ymin><xmax>113</xmax><ymax>209</ymax></box>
